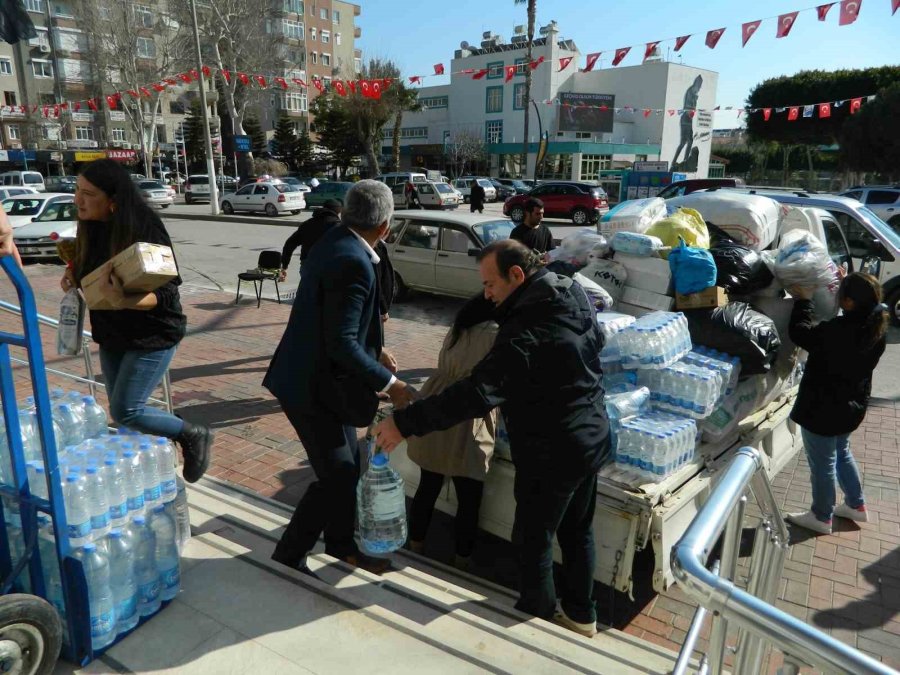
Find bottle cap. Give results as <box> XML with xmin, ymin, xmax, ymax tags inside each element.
<box><xmin>133</xmin><ymin>516</ymin><xmax>145</xmax><ymax>525</ymax></box>
<box><xmin>86</xmin><ymin>466</ymin><xmax>98</xmax><ymax>474</ymax></box>
<box><xmin>153</xmin><ymin>504</ymin><xmax>165</xmax><ymax>513</ymax></box>
<box><xmin>58</xmin><ymin>404</ymin><xmax>70</xmax><ymax>412</ymax></box>
<box><xmin>108</xmin><ymin>529</ymin><xmax>122</xmax><ymax>539</ymax></box>
<box><xmin>82</xmin><ymin>543</ymin><xmax>96</xmax><ymax>552</ymax></box>
<box><xmin>82</xmin><ymin>396</ymin><xmax>95</xmax><ymax>404</ymax></box>
<box><xmin>65</xmin><ymin>474</ymin><xmax>79</xmax><ymax>483</ymax></box>
<box><xmin>371</xmin><ymin>453</ymin><xmax>389</xmax><ymax>467</ymax></box>
<box><xmin>139</xmin><ymin>442</ymin><xmax>151</xmax><ymax>451</ymax></box>
<box><xmin>122</xmin><ymin>450</ymin><xmax>135</xmax><ymax>458</ymax></box>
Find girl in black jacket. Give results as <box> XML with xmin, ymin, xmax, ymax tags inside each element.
<box><xmin>785</xmin><ymin>272</ymin><xmax>887</xmax><ymax>535</ymax></box>
<box><xmin>60</xmin><ymin>159</ymin><xmax>212</xmax><ymax>482</ymax></box>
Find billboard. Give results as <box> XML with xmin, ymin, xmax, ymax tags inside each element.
<box><xmin>558</xmin><ymin>93</ymin><xmax>615</xmax><ymax>133</ymax></box>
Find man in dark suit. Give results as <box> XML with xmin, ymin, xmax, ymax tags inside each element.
<box><xmin>264</xmin><ymin>180</ymin><xmax>418</xmax><ymax>575</ymax></box>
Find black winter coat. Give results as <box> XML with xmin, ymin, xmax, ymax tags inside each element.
<box><xmin>394</xmin><ymin>268</ymin><xmax>609</xmax><ymax>478</ymax></box>
<box><xmin>280</xmin><ymin>206</ymin><xmax>341</xmax><ymax>268</ymax></box>
<box><xmin>789</xmin><ymin>299</ymin><xmax>885</xmax><ymax>436</ymax></box>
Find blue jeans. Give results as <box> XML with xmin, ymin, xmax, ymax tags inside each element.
<box><xmin>801</xmin><ymin>427</ymin><xmax>865</xmax><ymax>523</ymax></box>
<box><xmin>99</xmin><ymin>346</ymin><xmax>184</xmax><ymax>439</ymax></box>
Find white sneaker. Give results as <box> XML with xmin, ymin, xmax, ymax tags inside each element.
<box><xmin>834</xmin><ymin>503</ymin><xmax>869</xmax><ymax>522</ymax></box>
<box><xmin>786</xmin><ymin>510</ymin><xmax>833</xmax><ymax>535</ymax></box>
<box><xmin>552</xmin><ymin>608</ymin><xmax>597</xmax><ymax>638</ymax></box>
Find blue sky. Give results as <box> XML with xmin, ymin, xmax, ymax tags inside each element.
<box><xmin>357</xmin><ymin>0</ymin><xmax>898</xmax><ymax>128</ymax></box>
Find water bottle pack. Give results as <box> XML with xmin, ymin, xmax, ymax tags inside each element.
<box><xmin>613</xmin><ymin>413</ymin><xmax>698</xmax><ymax>483</ymax></box>
<box><xmin>636</xmin><ymin>361</ymin><xmax>723</xmax><ymax>419</ymax></box>
<box><xmin>357</xmin><ymin>439</ymin><xmax>407</xmax><ymax>555</ymax></box>
<box><xmin>618</xmin><ymin>311</ymin><xmax>692</xmax><ymax>370</ymax></box>
<box><xmin>684</xmin><ymin>346</ymin><xmax>741</xmax><ymax>397</ymax></box>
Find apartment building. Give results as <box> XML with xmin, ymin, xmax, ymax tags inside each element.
<box><xmin>0</xmin><ymin>40</ymin><xmax>26</xmax><ymax>151</ymax></box>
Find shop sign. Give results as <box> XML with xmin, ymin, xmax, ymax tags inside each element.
<box><xmin>108</xmin><ymin>149</ymin><xmax>137</xmax><ymax>161</ymax></box>
<box><xmin>74</xmin><ymin>151</ymin><xmax>107</xmax><ymax>162</ymax></box>
<box><xmin>633</xmin><ymin>161</ymin><xmax>669</xmax><ymax>172</ymax></box>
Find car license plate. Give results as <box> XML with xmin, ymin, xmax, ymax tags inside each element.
<box><xmin>153</xmin><ymin>192</ymin><xmax>167</xmax><ymax>197</ymax></box>
<box><xmin>18</xmin><ymin>246</ymin><xmax>37</xmax><ymax>255</ymax></box>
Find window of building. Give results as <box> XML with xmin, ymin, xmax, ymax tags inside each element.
<box><xmin>419</xmin><ymin>95</ymin><xmax>448</xmax><ymax>109</ymax></box>
<box><xmin>515</xmin><ymin>57</ymin><xmax>528</xmax><ymax>76</ymax></box>
<box><xmin>133</xmin><ymin>5</ymin><xmax>153</xmax><ymax>28</ymax></box>
<box><xmin>321</xmin><ymin>30</ymin><xmax>330</xmax><ymax>43</ymax></box>
<box><xmin>575</xmin><ymin>131</ymin><xmax>591</xmax><ymax>139</ymax></box>
<box><xmin>60</xmin><ymin>58</ymin><xmax>88</xmax><ymax>82</ymax></box>
<box><xmin>332</xmin><ymin>9</ymin><xmax>340</xmax><ymax>22</ymax></box>
<box><xmin>486</xmin><ymin>61</ymin><xmax>503</xmax><ymax>79</ymax></box>
<box><xmin>75</xmin><ymin>125</ymin><xmax>94</xmax><ymax>141</ymax></box>
<box><xmin>634</xmin><ymin>154</ymin><xmax>648</xmax><ymax>163</ymax></box>
<box><xmin>0</xmin><ymin>59</ymin><xmax>12</xmax><ymax>76</ymax></box>
<box><xmin>580</xmin><ymin>154</ymin><xmax>611</xmax><ymax>179</ymax></box>
<box><xmin>485</xmin><ymin>86</ymin><xmax>503</xmax><ymax>114</ymax></box>
<box><xmin>169</xmin><ymin>100</ymin><xmax>185</xmax><ymax>114</ymax></box>
<box><xmin>543</xmin><ymin>154</ymin><xmax>573</xmax><ymax>180</ymax></box>
<box><xmin>136</xmin><ymin>37</ymin><xmax>156</xmax><ymax>59</ymax></box>
<box><xmin>354</xmin><ymin>57</ymin><xmax>361</xmax><ymax>73</ymax></box>
<box><xmin>53</xmin><ymin>2</ymin><xmax>75</xmax><ymax>17</ymax></box>
<box><xmin>322</xmin><ymin>76</ymin><xmax>332</xmax><ymax>87</ymax></box>
<box><xmin>41</xmin><ymin>126</ymin><xmax>59</xmax><ymax>140</ymax></box>
<box><xmin>25</xmin><ymin>0</ymin><xmax>44</xmax><ymax>12</ymax></box>
<box><xmin>310</xmin><ymin>51</ymin><xmax>318</xmax><ymax>64</ymax></box>
<box><xmin>283</xmin><ymin>0</ymin><xmax>303</xmax><ymax>13</ymax></box>
<box><xmin>513</xmin><ymin>83</ymin><xmax>526</xmax><ymax>110</ymax></box>
<box><xmin>322</xmin><ymin>53</ymin><xmax>330</xmax><ymax>66</ymax></box>
<box><xmin>4</xmin><ymin>91</ymin><xmax>17</xmax><ymax>106</ymax></box>
<box><xmin>32</xmin><ymin>60</ymin><xmax>53</xmax><ymax>78</ymax></box>
<box><xmin>7</xmin><ymin>125</ymin><xmax>20</xmax><ymax>140</ymax></box>
<box><xmin>485</xmin><ymin>119</ymin><xmax>503</xmax><ymax>144</ymax></box>
<box><xmin>283</xmin><ymin>19</ymin><xmax>304</xmax><ymax>40</ymax></box>
<box><xmin>335</xmin><ymin>32</ymin><xmax>342</xmax><ymax>45</ymax></box>
<box><xmin>38</xmin><ymin>92</ymin><xmax>54</xmax><ymax>105</ymax></box>
<box><xmin>320</xmin><ymin>8</ymin><xmax>328</xmax><ymax>19</ymax></box>
<box><xmin>110</xmin><ymin>128</ymin><xmax>126</xmax><ymax>142</ymax></box>
<box><xmin>310</xmin><ymin>27</ymin><xmax>316</xmax><ymax>40</ymax></box>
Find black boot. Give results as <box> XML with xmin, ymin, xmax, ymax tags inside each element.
<box><xmin>177</xmin><ymin>420</ymin><xmax>213</xmax><ymax>483</ymax></box>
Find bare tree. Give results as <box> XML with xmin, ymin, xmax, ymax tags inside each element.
<box><xmin>444</xmin><ymin>130</ymin><xmax>485</xmax><ymax>178</ymax></box>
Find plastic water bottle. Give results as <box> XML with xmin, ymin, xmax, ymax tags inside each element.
<box><xmin>81</xmin><ymin>396</ymin><xmax>108</xmax><ymax>439</ymax></box>
<box><xmin>75</xmin><ymin>543</ymin><xmax>116</xmax><ymax>650</ymax></box>
<box><xmin>53</xmin><ymin>404</ymin><xmax>83</xmax><ymax>449</ymax></box>
<box><xmin>84</xmin><ymin>466</ymin><xmax>111</xmax><ymax>537</ymax></box>
<box><xmin>64</xmin><ymin>474</ymin><xmax>92</xmax><ymax>547</ymax></box>
<box><xmin>36</xmin><ymin>516</ymin><xmax>66</xmax><ymax>620</ymax></box>
<box><xmin>121</xmin><ymin>451</ymin><xmax>145</xmax><ymax>516</ymax></box>
<box><xmin>357</xmin><ymin>451</ymin><xmax>407</xmax><ymax>554</ymax></box>
<box><xmin>106</xmin><ymin>529</ymin><xmax>139</xmax><ymax>635</ymax></box>
<box><xmin>154</xmin><ymin>438</ymin><xmax>177</xmax><ymax>504</ymax></box>
<box><xmin>104</xmin><ymin>458</ymin><xmax>129</xmax><ymax>528</ymax></box>
<box><xmin>173</xmin><ymin>476</ymin><xmax>191</xmax><ymax>553</ymax></box>
<box><xmin>614</xmin><ymin>426</ymin><xmax>632</xmax><ymax>467</ymax></box>
<box><xmin>138</xmin><ymin>442</ymin><xmax>162</xmax><ymax>508</ymax></box>
<box><xmin>26</xmin><ymin>462</ymin><xmax>48</xmax><ymax>500</ymax></box>
<box><xmin>605</xmin><ymin>387</ymin><xmax>650</xmax><ymax>422</ymax></box>
<box><xmin>651</xmin><ymin>433</ymin><xmax>667</xmax><ymax>482</ymax></box>
<box><xmin>149</xmin><ymin>505</ymin><xmax>180</xmax><ymax>601</ymax></box>
<box><xmin>129</xmin><ymin>516</ymin><xmax>161</xmax><ymax>617</ymax></box>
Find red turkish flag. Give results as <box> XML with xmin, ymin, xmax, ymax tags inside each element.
<box><xmin>139</xmin><ymin>87</ymin><xmax>152</xmax><ymax>97</ymax></box>
<box><xmin>313</xmin><ymin>78</ymin><xmax>324</xmax><ymax>92</ymax></box>
<box><xmin>788</xmin><ymin>107</ymin><xmax>800</xmax><ymax>121</ymax></box>
<box><xmin>839</xmin><ymin>0</ymin><xmax>861</xmax><ymax>25</ymax></box>
<box><xmin>819</xmin><ymin>102</ymin><xmax>832</xmax><ymax>118</ymax></box>
<box><xmin>742</xmin><ymin>21</ymin><xmax>761</xmax><ymax>46</ymax></box>
<box><xmin>237</xmin><ymin>73</ymin><xmax>250</xmax><ymax>85</ymax></box>
<box><xmin>893</xmin><ymin>0</ymin><xmax>900</xmax><ymax>15</ymax></box>
<box><xmin>504</xmin><ymin>65</ymin><xmax>515</xmax><ymax>82</ymax></box>
<box><xmin>382</xmin><ymin>78</ymin><xmax>394</xmax><ymax>90</ymax></box>
<box><xmin>558</xmin><ymin>56</ymin><xmax>573</xmax><ymax>71</ymax></box>
<box><xmin>763</xmin><ymin>108</ymin><xmax>772</xmax><ymax>121</ymax></box>
<box><xmin>152</xmin><ymin>83</ymin><xmax>166</xmax><ymax>92</ymax></box>
<box><xmin>674</xmin><ymin>35</ymin><xmax>691</xmax><ymax>51</ymax></box>
<box><xmin>201</xmin><ymin>65</ymin><xmax>211</xmax><ymax>78</ymax></box>
<box><xmin>274</xmin><ymin>77</ymin><xmax>287</xmax><ymax>90</ymax></box>
<box><xmin>190</xmin><ymin>69</ymin><xmax>200</xmax><ymax>80</ymax></box>
<box><xmin>73</xmin><ymin>102</ymin><xmax>81</xmax><ymax>112</ymax></box>
<box><xmin>126</xmin><ymin>90</ymin><xmax>140</xmax><ymax>99</ymax></box>
<box><xmin>850</xmin><ymin>97</ymin><xmax>862</xmax><ymax>114</ymax></box>
<box><xmin>705</xmin><ymin>28</ymin><xmax>725</xmax><ymax>49</ymax></box>
<box><xmin>221</xmin><ymin>69</ymin><xmax>231</xmax><ymax>83</ymax></box>
<box><xmin>668</xmin><ymin>109</ymin><xmax>676</xmax><ymax>116</ymax></box>
<box><xmin>777</xmin><ymin>12</ymin><xmax>799</xmax><ymax>38</ymax></box>
<box><xmin>105</xmin><ymin>95</ymin><xmax>117</xmax><ymax>110</ymax></box>
<box><xmin>582</xmin><ymin>52</ymin><xmax>601</xmax><ymax>72</ymax></box>
<box><xmin>347</xmin><ymin>81</ymin><xmax>356</xmax><ymax>94</ymax></box>
<box><xmin>253</xmin><ymin>75</ymin><xmax>266</xmax><ymax>88</ymax></box>
<box><xmin>529</xmin><ymin>55</ymin><xmax>545</xmax><ymax>70</ymax></box>
<box><xmin>371</xmin><ymin>81</ymin><xmax>382</xmax><ymax>99</ymax></box>
<box><xmin>87</xmin><ymin>99</ymin><xmax>98</xmax><ymax>111</ymax></box>
<box><xmin>612</xmin><ymin>47</ymin><xmax>630</xmax><ymax>66</ymax></box>
<box><xmin>408</xmin><ymin>75</ymin><xmax>421</xmax><ymax>84</ymax></box>
<box><xmin>358</xmin><ymin>80</ymin><xmax>368</xmax><ymax>96</ymax></box>
<box><xmin>472</xmin><ymin>69</ymin><xmax>488</xmax><ymax>80</ymax></box>
<box><xmin>334</xmin><ymin>80</ymin><xmax>346</xmax><ymax>96</ymax></box>
<box><xmin>292</xmin><ymin>78</ymin><xmax>307</xmax><ymax>88</ymax></box>
<box><xmin>643</xmin><ymin>109</ymin><xmax>652</xmax><ymax>118</ymax></box>
<box><xmin>644</xmin><ymin>42</ymin><xmax>659</xmax><ymax>60</ymax></box>
<box><xmin>433</xmin><ymin>63</ymin><xmax>444</xmax><ymax>75</ymax></box>
<box><xmin>41</xmin><ymin>106</ymin><xmax>48</xmax><ymax>118</ymax></box>
<box><xmin>817</xmin><ymin>3</ymin><xmax>836</xmax><ymax>19</ymax></box>
<box><xmin>178</xmin><ymin>73</ymin><xmax>192</xmax><ymax>84</ymax></box>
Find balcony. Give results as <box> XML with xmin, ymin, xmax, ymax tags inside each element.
<box><xmin>354</xmin><ymin>27</ymin><xmax>361</xmax><ymax>38</ymax></box>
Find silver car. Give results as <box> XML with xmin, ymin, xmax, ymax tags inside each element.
<box><xmin>385</xmin><ymin>210</ymin><xmax>514</xmax><ymax>299</ymax></box>
<box><xmin>134</xmin><ymin>179</ymin><xmax>175</xmax><ymax>208</ymax></box>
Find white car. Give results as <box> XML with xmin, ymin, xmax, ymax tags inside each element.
<box><xmin>390</xmin><ymin>181</ymin><xmax>460</xmax><ymax>210</ymax></box>
<box><xmin>385</xmin><ymin>210</ymin><xmax>514</xmax><ymax>299</ymax></box>
<box><xmin>134</xmin><ymin>179</ymin><xmax>175</xmax><ymax>208</ymax></box>
<box><xmin>220</xmin><ymin>181</ymin><xmax>306</xmax><ymax>216</ymax></box>
<box><xmin>1</xmin><ymin>193</ymin><xmax>76</xmax><ymax>229</ymax></box>
<box><xmin>452</xmin><ymin>177</ymin><xmax>498</xmax><ymax>203</ymax></box>
<box><xmin>839</xmin><ymin>186</ymin><xmax>900</xmax><ymax>230</ymax></box>
<box><xmin>12</xmin><ymin>199</ymin><xmax>77</xmax><ymax>260</ymax></box>
<box><xmin>0</xmin><ymin>187</ymin><xmax>39</xmax><ymax>200</ymax></box>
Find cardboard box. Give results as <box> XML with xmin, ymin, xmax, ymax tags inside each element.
<box><xmin>620</xmin><ymin>285</ymin><xmax>675</xmax><ymax>312</ymax></box>
<box><xmin>613</xmin><ymin>253</ymin><xmax>673</xmax><ymax>295</ymax></box>
<box><xmin>81</xmin><ymin>242</ymin><xmax>178</xmax><ymax>310</ymax></box>
<box><xmin>615</xmin><ymin>301</ymin><xmax>654</xmax><ymax>318</ymax></box>
<box><xmin>675</xmin><ymin>286</ymin><xmax>728</xmax><ymax>310</ymax></box>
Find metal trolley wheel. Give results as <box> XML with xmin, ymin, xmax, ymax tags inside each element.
<box><xmin>0</xmin><ymin>595</ymin><xmax>62</xmax><ymax>675</ymax></box>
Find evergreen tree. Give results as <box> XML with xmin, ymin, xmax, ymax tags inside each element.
<box><xmin>243</xmin><ymin>116</ymin><xmax>268</xmax><ymax>155</ymax></box>
<box><xmin>183</xmin><ymin>101</ymin><xmax>207</xmax><ymax>169</ymax></box>
<box><xmin>272</xmin><ymin>115</ymin><xmax>297</xmax><ymax>168</ymax></box>
<box><xmin>294</xmin><ymin>133</ymin><xmax>315</xmax><ymax>174</ymax></box>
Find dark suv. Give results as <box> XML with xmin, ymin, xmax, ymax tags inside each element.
<box><xmin>503</xmin><ymin>182</ymin><xmax>609</xmax><ymax>225</ymax></box>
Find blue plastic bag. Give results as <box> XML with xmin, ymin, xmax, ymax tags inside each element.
<box><xmin>669</xmin><ymin>239</ymin><xmax>717</xmax><ymax>295</ymax></box>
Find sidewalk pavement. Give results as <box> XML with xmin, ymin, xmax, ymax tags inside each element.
<box><xmin>2</xmin><ymin>263</ymin><xmax>899</xmax><ymax>672</ymax></box>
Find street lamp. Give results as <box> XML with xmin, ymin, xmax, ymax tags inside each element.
<box><xmin>188</xmin><ymin>0</ymin><xmax>219</xmax><ymax>214</ymax></box>
<box><xmin>530</xmin><ymin>99</ymin><xmax>545</xmax><ymax>180</ymax></box>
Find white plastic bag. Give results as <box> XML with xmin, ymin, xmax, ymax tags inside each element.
<box><xmin>57</xmin><ymin>289</ymin><xmax>85</xmax><ymax>356</ymax></box>
<box><xmin>611</xmin><ymin>231</ymin><xmax>663</xmax><ymax>257</ymax></box>
<box><xmin>599</xmin><ymin>197</ymin><xmax>666</xmax><ymax>236</ymax></box>
<box><xmin>554</xmin><ymin>229</ymin><xmax>609</xmax><ymax>266</ymax></box>
<box><xmin>580</xmin><ymin>260</ymin><xmax>628</xmax><ymax>301</ymax></box>
<box><xmin>573</xmin><ymin>272</ymin><xmax>614</xmax><ymax>311</ymax></box>
<box><xmin>773</xmin><ymin>230</ymin><xmax>835</xmax><ymax>288</ymax></box>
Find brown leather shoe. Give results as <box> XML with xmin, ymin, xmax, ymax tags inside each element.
<box><xmin>340</xmin><ymin>553</ymin><xmax>391</xmax><ymax>575</ymax></box>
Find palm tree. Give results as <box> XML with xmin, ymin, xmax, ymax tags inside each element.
<box><xmin>515</xmin><ymin>0</ymin><xmax>537</xmax><ymax>178</ymax></box>
<box><xmin>389</xmin><ymin>83</ymin><xmax>423</xmax><ymax>172</ymax></box>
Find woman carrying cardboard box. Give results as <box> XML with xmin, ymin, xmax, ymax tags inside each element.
<box><xmin>60</xmin><ymin>159</ymin><xmax>212</xmax><ymax>483</ymax></box>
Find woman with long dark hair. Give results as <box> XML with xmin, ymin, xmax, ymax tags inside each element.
<box><xmin>60</xmin><ymin>159</ymin><xmax>212</xmax><ymax>482</ymax></box>
<box><xmin>786</xmin><ymin>272</ymin><xmax>887</xmax><ymax>534</ymax></box>
<box><xmin>406</xmin><ymin>293</ymin><xmax>498</xmax><ymax>568</ymax></box>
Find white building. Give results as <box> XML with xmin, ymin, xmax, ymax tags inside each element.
<box><xmin>385</xmin><ymin>23</ymin><xmax>718</xmax><ymax>197</ymax></box>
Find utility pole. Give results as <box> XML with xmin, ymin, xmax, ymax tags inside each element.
<box><xmin>188</xmin><ymin>0</ymin><xmax>219</xmax><ymax>214</ymax></box>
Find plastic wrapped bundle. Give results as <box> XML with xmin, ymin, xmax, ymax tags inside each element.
<box><xmin>596</xmin><ymin>312</ymin><xmax>636</xmax><ymax>341</ymax></box>
<box><xmin>573</xmin><ymin>272</ymin><xmax>614</xmax><ymax>311</ymax></box>
<box><xmin>773</xmin><ymin>230</ymin><xmax>835</xmax><ymax>288</ymax></box>
<box><xmin>667</xmin><ymin>192</ymin><xmax>782</xmax><ymax>250</ymax></box>
<box><xmin>550</xmin><ymin>229</ymin><xmax>609</xmax><ymax>266</ymax></box>
<box><xmin>611</xmin><ymin>231</ymin><xmax>664</xmax><ymax>257</ymax></box>
<box><xmin>600</xmin><ymin>197</ymin><xmax>666</xmax><ymax>236</ymax></box>
<box><xmin>645</xmin><ymin>207</ymin><xmax>710</xmax><ymax>258</ymax></box>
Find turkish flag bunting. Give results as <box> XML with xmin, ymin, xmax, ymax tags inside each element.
<box><xmin>274</xmin><ymin>77</ymin><xmax>288</xmax><ymax>90</ymax></box>
<box><xmin>41</xmin><ymin>106</ymin><xmax>48</xmax><ymax>118</ymax></box>
<box><xmin>189</xmin><ymin>69</ymin><xmax>200</xmax><ymax>81</ymax></box>
<box><xmin>643</xmin><ymin>109</ymin><xmax>652</xmax><ymax>118</ymax></box>
<box><xmin>254</xmin><ymin>75</ymin><xmax>267</xmax><ymax>88</ymax></box>
<box><xmin>152</xmin><ymin>83</ymin><xmax>166</xmax><ymax>92</ymax></box>
<box><xmin>644</xmin><ymin>42</ymin><xmax>660</xmax><ymax>60</ymax></box>
<box><xmin>668</xmin><ymin>109</ymin><xmax>676</xmax><ymax>116</ymax></box>
<box><xmin>73</xmin><ymin>102</ymin><xmax>81</xmax><ymax>112</ymax></box>
<box><xmin>583</xmin><ymin>52</ymin><xmax>601</xmax><ymax>72</ymax></box>
<box><xmin>763</xmin><ymin>108</ymin><xmax>772</xmax><ymax>121</ymax></box>
<box><xmin>202</xmin><ymin>65</ymin><xmax>211</xmax><ymax>78</ymax></box>
<box><xmin>313</xmin><ymin>78</ymin><xmax>325</xmax><ymax>92</ymax></box>
<box><xmin>839</xmin><ymin>0</ymin><xmax>861</xmax><ymax>25</ymax></box>
<box><xmin>612</xmin><ymin>47</ymin><xmax>630</xmax><ymax>66</ymax></box>
<box><xmin>788</xmin><ymin>107</ymin><xmax>800</xmax><ymax>121</ymax></box>
<box><xmin>705</xmin><ymin>28</ymin><xmax>725</xmax><ymax>49</ymax></box>
<box><xmin>689</xmin><ymin>110</ymin><xmax>696</xmax><ymax>118</ymax></box>
<box><xmin>893</xmin><ymin>0</ymin><xmax>900</xmax><ymax>15</ymax></box>
<box><xmin>221</xmin><ymin>69</ymin><xmax>232</xmax><ymax>83</ymax></box>
<box><xmin>178</xmin><ymin>73</ymin><xmax>192</xmax><ymax>83</ymax></box>
<box><xmin>292</xmin><ymin>78</ymin><xmax>307</xmax><ymax>87</ymax></box>
<box><xmin>433</xmin><ymin>63</ymin><xmax>444</xmax><ymax>75</ymax></box>
<box><xmin>371</xmin><ymin>81</ymin><xmax>382</xmax><ymax>99</ymax></box>
<box><xmin>529</xmin><ymin>56</ymin><xmax>545</xmax><ymax>70</ymax></box>
<box><xmin>674</xmin><ymin>35</ymin><xmax>691</xmax><ymax>51</ymax></box>
<box><xmin>105</xmin><ymin>95</ymin><xmax>117</xmax><ymax>110</ymax></box>
<box><xmin>163</xmin><ymin>78</ymin><xmax>176</xmax><ymax>86</ymax></box>
<box><xmin>359</xmin><ymin>80</ymin><xmax>369</xmax><ymax>96</ymax></box>
<box><xmin>334</xmin><ymin>80</ymin><xmax>346</xmax><ymax>96</ymax></box>
<box><xmin>850</xmin><ymin>97</ymin><xmax>862</xmax><ymax>114</ymax></box>
<box><xmin>18</xmin><ymin>105</ymin><xmax>26</xmax><ymax>113</ymax></box>
<box><xmin>777</xmin><ymin>11</ymin><xmax>799</xmax><ymax>37</ymax></box>
<box><xmin>558</xmin><ymin>56</ymin><xmax>573</xmax><ymax>71</ymax></box>
<box><xmin>140</xmin><ymin>87</ymin><xmax>152</xmax><ymax>97</ymax></box>
<box><xmin>53</xmin><ymin>104</ymin><xmax>59</xmax><ymax>117</ymax></box>
<box><xmin>408</xmin><ymin>75</ymin><xmax>421</xmax><ymax>84</ymax></box>
<box><xmin>87</xmin><ymin>99</ymin><xmax>98</xmax><ymax>111</ymax></box>
<box><xmin>505</xmin><ymin>65</ymin><xmax>515</xmax><ymax>82</ymax></box>
<box><xmin>237</xmin><ymin>73</ymin><xmax>250</xmax><ymax>85</ymax></box>
<box><xmin>60</xmin><ymin>102</ymin><xmax>67</xmax><ymax>109</ymax></box>
<box><xmin>126</xmin><ymin>90</ymin><xmax>140</xmax><ymax>99</ymax></box>
<box><xmin>30</xmin><ymin>105</ymin><xmax>38</xmax><ymax>113</ymax></box>
<box><xmin>817</xmin><ymin>3</ymin><xmax>836</xmax><ymax>19</ymax></box>
<box><xmin>348</xmin><ymin>81</ymin><xmax>356</xmax><ymax>93</ymax></box>
<box><xmin>819</xmin><ymin>102</ymin><xmax>832</xmax><ymax>118</ymax></box>
<box><xmin>472</xmin><ymin>69</ymin><xmax>488</xmax><ymax>79</ymax></box>
<box><xmin>382</xmin><ymin>78</ymin><xmax>393</xmax><ymax>90</ymax></box>
<box><xmin>742</xmin><ymin>20</ymin><xmax>761</xmax><ymax>46</ymax></box>
<box><xmin>460</xmin><ymin>69</ymin><xmax>474</xmax><ymax>74</ymax></box>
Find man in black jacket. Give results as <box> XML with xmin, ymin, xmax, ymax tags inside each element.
<box><xmin>280</xmin><ymin>199</ymin><xmax>343</xmax><ymax>274</ymax></box>
<box><xmin>510</xmin><ymin>197</ymin><xmax>555</xmax><ymax>256</ymax></box>
<box><xmin>374</xmin><ymin>239</ymin><xmax>609</xmax><ymax>637</ymax></box>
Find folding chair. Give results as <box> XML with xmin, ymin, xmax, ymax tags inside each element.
<box><xmin>236</xmin><ymin>250</ymin><xmax>282</xmax><ymax>308</ymax></box>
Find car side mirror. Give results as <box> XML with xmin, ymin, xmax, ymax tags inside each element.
<box><xmin>467</xmin><ymin>249</ymin><xmax>480</xmax><ymax>257</ymax></box>
<box><xmin>860</xmin><ymin>255</ymin><xmax>881</xmax><ymax>278</ymax></box>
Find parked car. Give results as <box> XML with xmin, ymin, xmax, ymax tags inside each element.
<box><xmin>220</xmin><ymin>181</ymin><xmax>306</xmax><ymax>216</ymax></box>
<box><xmin>504</xmin><ymin>182</ymin><xmax>610</xmax><ymax>225</ymax></box>
<box><xmin>451</xmin><ymin>177</ymin><xmax>497</xmax><ymax>203</ymax></box>
<box><xmin>0</xmin><ymin>171</ymin><xmax>46</xmax><ymax>192</ymax></box>
<box><xmin>184</xmin><ymin>174</ymin><xmax>212</xmax><ymax>204</ymax></box>
<box><xmin>390</xmin><ymin>181</ymin><xmax>460</xmax><ymax>210</ymax></box>
<box><xmin>489</xmin><ymin>179</ymin><xmax>516</xmax><ymax>200</ymax></box>
<box><xmin>376</xmin><ymin>172</ymin><xmax>428</xmax><ymax>187</ymax></box>
<box><xmin>12</xmin><ymin>199</ymin><xmax>77</xmax><ymax>260</ymax></box>
<box><xmin>839</xmin><ymin>186</ymin><xmax>900</xmax><ymax>230</ymax></box>
<box><xmin>280</xmin><ymin>176</ymin><xmax>312</xmax><ymax>193</ymax></box>
<box><xmin>304</xmin><ymin>181</ymin><xmax>354</xmax><ymax>208</ymax></box>
<box><xmin>657</xmin><ymin>178</ymin><xmax>739</xmax><ymax>199</ymax></box>
<box><xmin>493</xmin><ymin>178</ymin><xmax>531</xmax><ymax>195</ymax></box>
<box><xmin>0</xmin><ymin>187</ymin><xmax>39</xmax><ymax>200</ymax></box>
<box><xmin>1</xmin><ymin>193</ymin><xmax>75</xmax><ymax>228</ymax></box>
<box><xmin>44</xmin><ymin>176</ymin><xmax>77</xmax><ymax>194</ymax></box>
<box><xmin>134</xmin><ymin>179</ymin><xmax>175</xmax><ymax>208</ymax></box>
<box><xmin>385</xmin><ymin>210</ymin><xmax>514</xmax><ymax>300</ymax></box>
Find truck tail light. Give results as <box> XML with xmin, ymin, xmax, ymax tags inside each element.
<box><xmin>277</xmin><ymin>194</ymin><xmax>286</xmax><ymax>203</ymax></box>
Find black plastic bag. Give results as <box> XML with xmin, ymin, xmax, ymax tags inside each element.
<box><xmin>684</xmin><ymin>302</ymin><xmax>781</xmax><ymax>377</ymax></box>
<box><xmin>545</xmin><ymin>260</ymin><xmax>582</xmax><ymax>278</ymax></box>
<box><xmin>709</xmin><ymin>242</ymin><xmax>774</xmax><ymax>295</ymax></box>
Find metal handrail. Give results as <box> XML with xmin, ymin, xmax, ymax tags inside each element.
<box><xmin>0</xmin><ymin>299</ymin><xmax>173</xmax><ymax>413</ymax></box>
<box><xmin>671</xmin><ymin>446</ymin><xmax>895</xmax><ymax>675</ymax></box>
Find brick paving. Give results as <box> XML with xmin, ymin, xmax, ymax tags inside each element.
<box><xmin>2</xmin><ymin>263</ymin><xmax>898</xmax><ymax>671</ymax></box>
